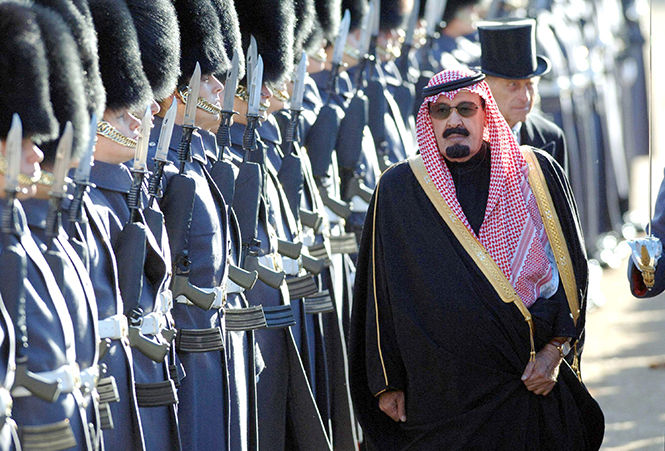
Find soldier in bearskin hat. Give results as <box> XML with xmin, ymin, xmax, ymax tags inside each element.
<box><xmin>0</xmin><ymin>3</ymin><xmax>92</xmax><ymax>450</ymax></box>
<box><xmin>87</xmin><ymin>0</ymin><xmax>181</xmax><ymax>449</ymax></box>
<box><xmin>144</xmin><ymin>0</ymin><xmax>234</xmax><ymax>449</ymax></box>
<box><xmin>230</xmin><ymin>0</ymin><xmax>333</xmax><ymax>448</ymax></box>
<box><xmin>21</xmin><ymin>3</ymin><xmax>103</xmax><ymax>449</ymax></box>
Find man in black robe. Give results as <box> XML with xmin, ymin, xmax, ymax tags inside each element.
<box><xmin>477</xmin><ymin>19</ymin><xmax>569</xmax><ymax>174</ymax></box>
<box><xmin>349</xmin><ymin>68</ymin><xmax>604</xmax><ymax>449</ymax></box>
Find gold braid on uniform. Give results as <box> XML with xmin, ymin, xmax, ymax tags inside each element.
<box><xmin>310</xmin><ymin>47</ymin><xmax>328</xmax><ymax>63</ymax></box>
<box><xmin>273</xmin><ymin>88</ymin><xmax>290</xmax><ymax>103</ymax></box>
<box><xmin>0</xmin><ymin>154</ymin><xmax>43</xmax><ymax>186</ymax></box>
<box><xmin>235</xmin><ymin>85</ymin><xmax>249</xmax><ymax>102</ymax></box>
<box><xmin>97</xmin><ymin>120</ymin><xmax>137</xmax><ymax>148</ymax></box>
<box><xmin>178</xmin><ymin>88</ymin><xmax>221</xmax><ymax>116</ymax></box>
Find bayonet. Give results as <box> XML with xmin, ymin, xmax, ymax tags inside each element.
<box><xmin>68</xmin><ymin>113</ymin><xmax>96</xmax><ymax>226</ymax></box>
<box><xmin>127</xmin><ymin>106</ymin><xmax>151</xmax><ymax>223</ymax></box>
<box><xmin>177</xmin><ymin>62</ymin><xmax>201</xmax><ymax>174</ymax></box>
<box><xmin>242</xmin><ymin>56</ymin><xmax>263</xmax><ymax>160</ymax></box>
<box><xmin>285</xmin><ymin>53</ymin><xmax>307</xmax><ymax>152</ymax></box>
<box><xmin>327</xmin><ymin>10</ymin><xmax>351</xmax><ymax>98</ymax></box>
<box><xmin>216</xmin><ymin>49</ymin><xmax>240</xmax><ymax>149</ymax></box>
<box><xmin>148</xmin><ymin>98</ymin><xmax>176</xmax><ymax>206</ymax></box>
<box><xmin>4</xmin><ymin>114</ymin><xmax>21</xmax><ymax>198</ymax></box>
<box><xmin>246</xmin><ymin>36</ymin><xmax>258</xmax><ymax>96</ymax></box>
<box><xmin>399</xmin><ymin>0</ymin><xmax>420</xmax><ymax>78</ymax></box>
<box><xmin>44</xmin><ymin>122</ymin><xmax>73</xmax><ymax>242</ymax></box>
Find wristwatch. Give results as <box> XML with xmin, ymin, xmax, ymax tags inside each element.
<box><xmin>549</xmin><ymin>339</ymin><xmax>571</xmax><ymax>358</ymax></box>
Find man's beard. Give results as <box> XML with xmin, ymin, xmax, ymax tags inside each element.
<box><xmin>445</xmin><ymin>144</ymin><xmax>470</xmax><ymax>158</ymax></box>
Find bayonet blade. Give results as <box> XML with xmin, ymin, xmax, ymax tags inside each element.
<box><xmin>371</xmin><ymin>0</ymin><xmax>381</xmax><ymax>38</ymax></box>
<box><xmin>425</xmin><ymin>0</ymin><xmax>441</xmax><ymax>37</ymax></box>
<box><xmin>223</xmin><ymin>49</ymin><xmax>240</xmax><ymax>112</ymax></box>
<box><xmin>404</xmin><ymin>0</ymin><xmax>420</xmax><ymax>46</ymax></box>
<box><xmin>73</xmin><ymin>113</ymin><xmax>96</xmax><ymax>184</ymax></box>
<box><xmin>183</xmin><ymin>62</ymin><xmax>201</xmax><ymax>128</ymax></box>
<box><xmin>50</xmin><ymin>122</ymin><xmax>73</xmax><ymax>197</ymax></box>
<box><xmin>290</xmin><ymin>52</ymin><xmax>307</xmax><ymax>111</ymax></box>
<box><xmin>246</xmin><ymin>36</ymin><xmax>258</xmax><ymax>90</ymax></box>
<box><xmin>133</xmin><ymin>105</ymin><xmax>151</xmax><ymax>171</ymax></box>
<box><xmin>155</xmin><ymin>97</ymin><xmax>177</xmax><ymax>162</ymax></box>
<box><xmin>4</xmin><ymin>114</ymin><xmax>22</xmax><ymax>194</ymax></box>
<box><xmin>248</xmin><ymin>56</ymin><xmax>263</xmax><ymax>116</ymax></box>
<box><xmin>332</xmin><ymin>10</ymin><xmax>351</xmax><ymax>65</ymax></box>
<box><xmin>358</xmin><ymin>2</ymin><xmax>373</xmax><ymax>56</ymax></box>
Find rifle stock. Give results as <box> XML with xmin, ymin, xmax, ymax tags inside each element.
<box><xmin>243</xmin><ymin>254</ymin><xmax>285</xmax><ymax>289</ymax></box>
<box><xmin>277</xmin><ymin>239</ymin><xmax>302</xmax><ymax>260</ymax></box>
<box><xmin>13</xmin><ymin>364</ymin><xmax>60</xmax><ymax>403</ymax></box>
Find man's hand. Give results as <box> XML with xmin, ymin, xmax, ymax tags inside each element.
<box><xmin>521</xmin><ymin>343</ymin><xmax>562</xmax><ymax>396</ymax></box>
<box><xmin>378</xmin><ymin>390</ymin><xmax>406</xmax><ymax>422</ymax></box>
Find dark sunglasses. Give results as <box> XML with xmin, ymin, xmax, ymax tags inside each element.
<box><xmin>428</xmin><ymin>101</ymin><xmax>480</xmax><ymax>120</ymax></box>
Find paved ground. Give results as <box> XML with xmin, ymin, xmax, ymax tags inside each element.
<box><xmin>584</xmin><ymin>263</ymin><xmax>665</xmax><ymax>450</ymax></box>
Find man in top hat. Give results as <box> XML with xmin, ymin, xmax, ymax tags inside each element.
<box><xmin>349</xmin><ymin>68</ymin><xmax>604</xmax><ymax>449</ymax></box>
<box><xmin>478</xmin><ymin>18</ymin><xmax>569</xmax><ymax>173</ymax></box>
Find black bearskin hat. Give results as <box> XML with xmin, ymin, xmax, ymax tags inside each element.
<box><xmin>315</xmin><ymin>0</ymin><xmax>341</xmax><ymax>44</ymax></box>
<box><xmin>443</xmin><ymin>0</ymin><xmax>480</xmax><ymax>23</ymax></box>
<box><xmin>209</xmin><ymin>0</ymin><xmax>245</xmax><ymax>80</ymax></box>
<box><xmin>341</xmin><ymin>0</ymin><xmax>367</xmax><ymax>31</ymax></box>
<box><xmin>174</xmin><ymin>0</ymin><xmax>229</xmax><ymax>86</ymax></box>
<box><xmin>89</xmin><ymin>0</ymin><xmax>152</xmax><ymax>112</ymax></box>
<box><xmin>34</xmin><ymin>0</ymin><xmax>106</xmax><ymax>118</ymax></box>
<box><xmin>0</xmin><ymin>3</ymin><xmax>57</xmax><ymax>141</ymax></box>
<box><xmin>293</xmin><ymin>0</ymin><xmax>316</xmax><ymax>61</ymax></box>
<box><xmin>380</xmin><ymin>0</ymin><xmax>412</xmax><ymax>31</ymax></box>
<box><xmin>126</xmin><ymin>0</ymin><xmax>181</xmax><ymax>101</ymax></box>
<box><xmin>234</xmin><ymin>0</ymin><xmax>295</xmax><ymax>85</ymax></box>
<box><xmin>32</xmin><ymin>4</ymin><xmax>90</xmax><ymax>163</ymax></box>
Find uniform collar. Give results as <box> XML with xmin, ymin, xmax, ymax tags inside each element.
<box><xmin>19</xmin><ymin>197</ymin><xmax>48</xmax><ymax>230</ymax></box>
<box><xmin>89</xmin><ymin>160</ymin><xmax>132</xmax><ymax>193</ymax></box>
<box><xmin>257</xmin><ymin>115</ymin><xmax>282</xmax><ymax>146</ymax></box>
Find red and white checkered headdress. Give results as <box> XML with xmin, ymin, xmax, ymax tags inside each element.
<box><xmin>416</xmin><ymin>68</ymin><xmax>556</xmax><ymax>307</ymax></box>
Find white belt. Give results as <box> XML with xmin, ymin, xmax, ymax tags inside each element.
<box><xmin>258</xmin><ymin>254</ymin><xmax>281</xmax><ymax>271</ymax></box>
<box><xmin>98</xmin><ymin>314</ymin><xmax>129</xmax><ymax>340</ymax></box>
<box><xmin>140</xmin><ymin>312</ymin><xmax>167</xmax><ymax>336</ymax></box>
<box><xmin>157</xmin><ymin>289</ymin><xmax>173</xmax><ymax>314</ymax></box>
<box><xmin>225</xmin><ymin>278</ymin><xmax>244</xmax><ymax>295</ymax></box>
<box><xmin>12</xmin><ymin>363</ymin><xmax>81</xmax><ymax>398</ymax></box>
<box><xmin>0</xmin><ymin>387</ymin><xmax>12</xmax><ymax>417</ymax></box>
<box><xmin>349</xmin><ymin>194</ymin><xmax>370</xmax><ymax>213</ymax></box>
<box><xmin>79</xmin><ymin>366</ymin><xmax>99</xmax><ymax>394</ymax></box>
<box><xmin>324</xmin><ymin>206</ymin><xmax>341</xmax><ymax>225</ymax></box>
<box><xmin>301</xmin><ymin>228</ymin><xmax>316</xmax><ymax>247</ymax></box>
<box><xmin>175</xmin><ymin>286</ymin><xmax>225</xmax><ymax>309</ymax></box>
<box><xmin>281</xmin><ymin>256</ymin><xmax>300</xmax><ymax>276</ymax></box>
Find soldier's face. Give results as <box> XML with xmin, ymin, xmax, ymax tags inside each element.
<box><xmin>94</xmin><ymin>108</ymin><xmax>141</xmax><ymax>164</ymax></box>
<box><xmin>485</xmin><ymin>76</ymin><xmax>536</xmax><ymax>128</ymax></box>
<box><xmin>429</xmin><ymin>90</ymin><xmax>486</xmax><ymax>163</ymax></box>
<box><xmin>0</xmin><ymin>138</ymin><xmax>43</xmax><ymax>199</ymax></box>
<box><xmin>196</xmin><ymin>73</ymin><xmax>224</xmax><ymax>130</ymax></box>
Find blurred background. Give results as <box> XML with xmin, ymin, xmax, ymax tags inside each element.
<box><xmin>583</xmin><ymin>1</ymin><xmax>665</xmax><ymax>449</ymax></box>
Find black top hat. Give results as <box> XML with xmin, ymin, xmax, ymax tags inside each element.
<box><xmin>0</xmin><ymin>3</ymin><xmax>58</xmax><ymax>142</ymax></box>
<box><xmin>126</xmin><ymin>0</ymin><xmax>181</xmax><ymax>102</ymax></box>
<box><xmin>477</xmin><ymin>18</ymin><xmax>551</xmax><ymax>79</ymax></box>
